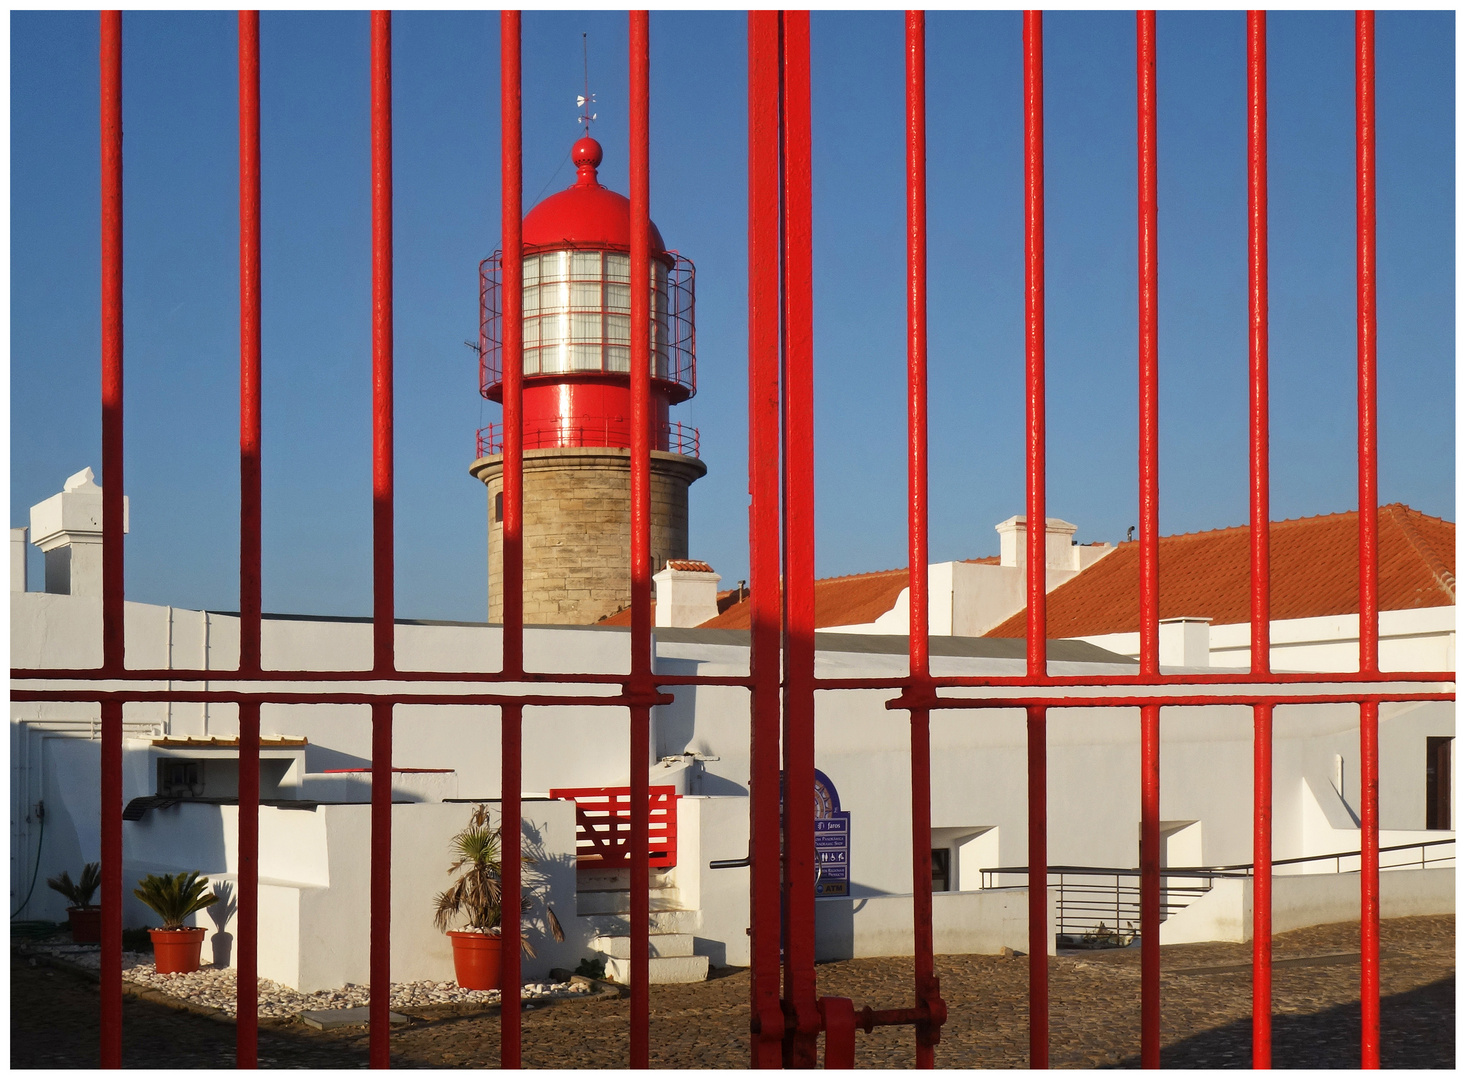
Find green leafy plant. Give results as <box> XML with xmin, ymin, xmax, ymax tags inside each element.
<box><xmin>433</xmin><ymin>804</ymin><xmax>564</xmax><ymax>956</ymax></box>
<box><xmin>47</xmin><ymin>862</ymin><xmax>101</xmax><ymax>910</ymax></box>
<box><xmin>133</xmin><ymin>871</ymin><xmax>219</xmax><ymax>930</ymax></box>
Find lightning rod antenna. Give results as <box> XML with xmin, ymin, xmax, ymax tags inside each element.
<box><xmin>577</xmin><ymin>34</ymin><xmax>597</xmax><ymax>135</ymax></box>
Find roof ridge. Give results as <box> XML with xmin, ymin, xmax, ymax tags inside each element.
<box><xmin>1384</xmin><ymin>505</ymin><xmax>1456</xmax><ymax>602</ymax></box>
<box><xmin>817</xmin><ymin>566</ymin><xmax>910</xmax><ymax>584</ymax></box>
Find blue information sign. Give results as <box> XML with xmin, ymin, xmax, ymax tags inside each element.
<box><xmin>813</xmin><ymin>769</ymin><xmax>850</xmax><ymax>897</ymax></box>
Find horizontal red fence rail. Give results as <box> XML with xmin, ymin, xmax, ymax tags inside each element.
<box><xmin>548</xmin><ymin>785</ymin><xmax>678</xmax><ymax>868</ymax></box>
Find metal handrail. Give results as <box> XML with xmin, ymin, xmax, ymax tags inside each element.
<box><xmin>476</xmin><ymin>417</ymin><xmax>700</xmax><ymax>459</ymax></box>
<box><xmin>979</xmin><ymin>837</ymin><xmax>1456</xmax><ymax>881</ymax></box>
<box><xmin>980</xmin><ymin>838</ymin><xmax>1455</xmax><ymax>940</ymax></box>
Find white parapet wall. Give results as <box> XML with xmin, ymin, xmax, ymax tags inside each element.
<box><xmin>814</xmin><ymin>888</ymin><xmax>1058</xmax><ymax>960</ymax></box>
<box><xmin>1159</xmin><ymin>867</ymin><xmax>1455</xmax><ymax>945</ymax></box>
<box><xmin>119</xmin><ymin>798</ymin><xmax>590</xmax><ymax>991</ymax></box>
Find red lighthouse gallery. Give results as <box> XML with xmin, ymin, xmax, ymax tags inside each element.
<box><xmin>471</xmin><ymin>135</ymin><xmax>705</xmax><ymax>625</ymax></box>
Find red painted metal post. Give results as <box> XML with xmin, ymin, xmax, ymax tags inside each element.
<box><xmin>499</xmin><ymin>13</ymin><xmax>524</xmax><ymax>681</ymax></box>
<box><xmin>779</xmin><ymin>10</ymin><xmax>819</xmax><ymax>1070</ymax></box>
<box><xmin>746</xmin><ymin>10</ymin><xmax>785</xmax><ymax>1068</ymax></box>
<box><xmin>1026</xmin><ymin>705</ymin><xmax>1048</xmax><ymax>1068</ymax></box>
<box><xmin>628</xmin><ymin>12</ymin><xmax>653</xmax><ymax>1067</ymax></box>
<box><xmin>239</xmin><ymin>8</ymin><xmax>263</xmax><ymax>680</ymax></box>
<box><xmin>1135</xmin><ymin>12</ymin><xmax>1162</xmax><ymax>1068</ymax></box>
<box><xmin>1021</xmin><ymin>13</ymin><xmax>1051</xmax><ymax>1069</ymax></box>
<box><xmin>905</xmin><ymin>11</ymin><xmax>944</xmax><ymax>1069</ymax></box>
<box><xmin>1355</xmin><ymin>12</ymin><xmax>1381</xmax><ymax>1068</ymax></box>
<box><xmin>98</xmin><ymin>10</ymin><xmax>125</xmax><ymax>1069</ymax></box>
<box><xmin>1245</xmin><ymin>10</ymin><xmax>1273</xmax><ymax>1069</ymax></box>
<box><xmin>1359</xmin><ymin>701</ymin><xmax>1381</xmax><ymax>1065</ymax></box>
<box><xmin>501</xmin><ymin>702</ymin><xmax>523</xmax><ymax>1068</ymax></box>
<box><xmin>1251</xmin><ymin>701</ymin><xmax>1273</xmax><ymax>1063</ymax></box>
<box><xmin>1022</xmin><ymin>11</ymin><xmax>1047</xmax><ymax>685</ymax></box>
<box><xmin>498</xmin><ymin>12</ymin><xmax>524</xmax><ymax>1067</ymax></box>
<box><xmin>369</xmin><ymin>11</ymin><xmax>394</xmax><ymax>1069</ymax></box>
<box><xmin>235</xmin><ymin>12</ymin><xmax>263</xmax><ymax>1066</ymax></box>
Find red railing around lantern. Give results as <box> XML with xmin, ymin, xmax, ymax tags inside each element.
<box><xmin>476</xmin><ymin>417</ymin><xmax>699</xmax><ymax>459</ymax></box>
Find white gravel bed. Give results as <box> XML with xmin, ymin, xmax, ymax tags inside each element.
<box><xmin>28</xmin><ymin>941</ymin><xmax>594</xmax><ymax>1019</ymax></box>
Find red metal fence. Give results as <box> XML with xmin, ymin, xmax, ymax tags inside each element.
<box><xmin>8</xmin><ymin>9</ymin><xmax>1454</xmax><ymax>1072</ymax></box>
<box><xmin>548</xmin><ymin>786</ymin><xmax>679</xmax><ymax>868</ymax></box>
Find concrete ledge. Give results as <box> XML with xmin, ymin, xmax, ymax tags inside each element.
<box><xmin>1160</xmin><ymin>867</ymin><xmax>1455</xmax><ymax>945</ymax></box>
<box><xmin>814</xmin><ymin>887</ymin><xmax>1058</xmax><ymax>960</ymax></box>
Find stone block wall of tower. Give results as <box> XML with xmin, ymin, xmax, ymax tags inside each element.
<box><xmin>472</xmin><ymin>446</ymin><xmax>707</xmax><ymax>625</ymax></box>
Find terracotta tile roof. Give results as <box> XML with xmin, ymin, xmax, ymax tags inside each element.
<box><xmin>664</xmin><ymin>559</ymin><xmax>715</xmax><ymax>573</ymax></box>
<box><xmin>699</xmin><ymin>567</ymin><xmax>901</xmax><ymax>630</ymax></box>
<box><xmin>985</xmin><ymin>504</ymin><xmax>1455</xmax><ymax>640</ymax></box>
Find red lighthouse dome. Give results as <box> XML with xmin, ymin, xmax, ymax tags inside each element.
<box><xmin>477</xmin><ymin>135</ymin><xmax>697</xmax><ymax>458</ymax></box>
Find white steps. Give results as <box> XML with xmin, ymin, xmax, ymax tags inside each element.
<box><xmin>605</xmin><ymin>954</ymin><xmax>710</xmax><ymax>984</ymax></box>
<box><xmin>588</xmin><ymin>907</ymin><xmax>698</xmax><ymax>935</ymax></box>
<box><xmin>590</xmin><ymin>932</ymin><xmax>694</xmax><ymax>959</ymax></box>
<box><xmin>576</xmin><ymin>888</ymin><xmax>684</xmax><ymax>916</ymax></box>
<box><xmin>575</xmin><ymin>863</ymin><xmax>709</xmax><ymax>984</ymax></box>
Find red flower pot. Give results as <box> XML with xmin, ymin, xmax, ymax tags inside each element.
<box><xmin>149</xmin><ymin>927</ymin><xmax>207</xmax><ymax>974</ymax></box>
<box><xmin>447</xmin><ymin>930</ymin><xmax>503</xmax><ymax>991</ymax></box>
<box><xmin>67</xmin><ymin>907</ymin><xmax>101</xmax><ymax>944</ymax></box>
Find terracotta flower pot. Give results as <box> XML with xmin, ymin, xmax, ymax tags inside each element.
<box><xmin>67</xmin><ymin>906</ymin><xmax>101</xmax><ymax>944</ymax></box>
<box><xmin>447</xmin><ymin>930</ymin><xmax>503</xmax><ymax>991</ymax></box>
<box><xmin>149</xmin><ymin>927</ymin><xmax>207</xmax><ymax>974</ymax></box>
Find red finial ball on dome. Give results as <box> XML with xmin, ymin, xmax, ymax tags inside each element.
<box><xmin>572</xmin><ymin>136</ymin><xmax>603</xmax><ymax>185</ymax></box>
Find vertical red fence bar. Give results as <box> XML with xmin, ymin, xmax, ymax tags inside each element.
<box><xmin>627</xmin><ymin>11</ymin><xmax>653</xmax><ymax>1067</ymax></box>
<box><xmin>1245</xmin><ymin>9</ymin><xmax>1274</xmax><ymax>1069</ymax></box>
<box><xmin>1134</xmin><ymin>10</ymin><xmax>1163</xmax><ymax>1070</ymax></box>
<box><xmin>1020</xmin><ymin>11</ymin><xmax>1050</xmax><ymax>1070</ymax></box>
<box><xmin>904</xmin><ymin>10</ymin><xmax>943</xmax><ymax>1070</ymax></box>
<box><xmin>1354</xmin><ymin>9</ymin><xmax>1381</xmax><ymax>1069</ymax></box>
<box><xmin>368</xmin><ymin>10</ymin><xmax>394</xmax><ymax>1069</ymax></box>
<box><xmin>235</xmin><ymin>8</ymin><xmax>263</xmax><ymax>1068</ymax></box>
<box><xmin>498</xmin><ymin>10</ymin><xmax>524</xmax><ymax>1068</ymax></box>
<box><xmin>779</xmin><ymin>9</ymin><xmax>819</xmax><ymax>1070</ymax></box>
<box><xmin>97</xmin><ymin>9</ymin><xmax>125</xmax><ymax>1069</ymax></box>
<box><xmin>746</xmin><ymin>10</ymin><xmax>784</xmax><ymax>1068</ymax></box>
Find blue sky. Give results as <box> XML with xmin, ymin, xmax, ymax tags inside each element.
<box><xmin>10</xmin><ymin>10</ymin><xmax>1454</xmax><ymax>622</ymax></box>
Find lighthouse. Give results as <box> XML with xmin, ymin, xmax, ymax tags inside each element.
<box><xmin>470</xmin><ymin>135</ymin><xmax>706</xmax><ymax>625</ymax></box>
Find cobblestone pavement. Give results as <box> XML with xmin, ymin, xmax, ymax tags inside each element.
<box><xmin>11</xmin><ymin>915</ymin><xmax>1452</xmax><ymax>1069</ymax></box>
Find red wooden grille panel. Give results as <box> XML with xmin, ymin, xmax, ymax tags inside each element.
<box><xmin>548</xmin><ymin>786</ymin><xmax>679</xmax><ymax>868</ymax></box>
<box><xmin>7</xmin><ymin>9</ymin><xmax>1453</xmax><ymax>1072</ymax></box>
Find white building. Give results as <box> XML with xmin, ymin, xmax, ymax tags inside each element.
<box><xmin>11</xmin><ymin>473</ymin><xmax>1455</xmax><ymax>989</ymax></box>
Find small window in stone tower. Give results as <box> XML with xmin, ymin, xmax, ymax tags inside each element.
<box><xmin>494</xmin><ymin>493</ymin><xmax>503</xmax><ymax>523</ymax></box>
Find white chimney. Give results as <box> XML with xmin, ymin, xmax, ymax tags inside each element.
<box><xmin>995</xmin><ymin>515</ymin><xmax>1080</xmax><ymax>572</ymax></box>
<box><xmin>654</xmin><ymin>560</ymin><xmax>721</xmax><ymax>628</ymax></box>
<box><xmin>1159</xmin><ymin>617</ymin><xmax>1211</xmax><ymax>668</ymax></box>
<box><xmin>11</xmin><ymin>528</ymin><xmax>28</xmax><ymax>592</ymax></box>
<box><xmin>29</xmin><ymin>468</ymin><xmax>129</xmax><ymax>597</ymax></box>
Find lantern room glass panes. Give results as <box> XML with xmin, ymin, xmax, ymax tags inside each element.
<box><xmin>521</xmin><ymin>250</ymin><xmax>669</xmax><ymax>379</ymax></box>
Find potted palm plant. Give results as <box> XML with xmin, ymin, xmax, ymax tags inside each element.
<box><xmin>133</xmin><ymin>870</ymin><xmax>218</xmax><ymax>974</ymax></box>
<box><xmin>433</xmin><ymin>804</ymin><xmax>563</xmax><ymax>991</ymax></box>
<box><xmin>47</xmin><ymin>862</ymin><xmax>102</xmax><ymax>943</ymax></box>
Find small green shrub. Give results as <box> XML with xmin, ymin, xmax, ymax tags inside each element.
<box><xmin>133</xmin><ymin>871</ymin><xmax>218</xmax><ymax>930</ymax></box>
<box><xmin>47</xmin><ymin>863</ymin><xmax>101</xmax><ymax>909</ymax></box>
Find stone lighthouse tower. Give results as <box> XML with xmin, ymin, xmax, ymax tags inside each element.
<box><xmin>470</xmin><ymin>135</ymin><xmax>705</xmax><ymax>625</ymax></box>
